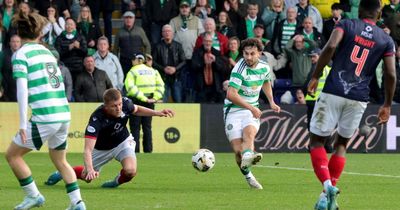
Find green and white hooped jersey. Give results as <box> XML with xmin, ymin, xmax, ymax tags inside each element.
<box><xmin>12</xmin><ymin>42</ymin><xmax>70</xmax><ymax>124</ymax></box>
<box><xmin>224</xmin><ymin>58</ymin><xmax>272</xmax><ymax>112</ymax></box>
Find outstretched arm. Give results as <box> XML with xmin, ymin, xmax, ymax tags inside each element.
<box><xmin>133</xmin><ymin>105</ymin><xmax>175</xmax><ymax>117</ymax></box>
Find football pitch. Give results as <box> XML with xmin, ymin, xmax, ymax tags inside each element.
<box><xmin>0</xmin><ymin>153</ymin><xmax>399</xmax><ymax>210</ymax></box>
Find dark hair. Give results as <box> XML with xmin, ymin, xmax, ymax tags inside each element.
<box><xmin>103</xmin><ymin>88</ymin><xmax>122</xmax><ymax>103</ymax></box>
<box><xmin>359</xmin><ymin>0</ymin><xmax>381</xmax><ymax>18</ymax></box>
<box><xmin>331</xmin><ymin>3</ymin><xmax>341</xmax><ymax>10</ymax></box>
<box><xmin>65</xmin><ymin>17</ymin><xmax>76</xmax><ymax>24</ymax></box>
<box><xmin>47</xmin><ymin>4</ymin><xmax>59</xmax><ymax>19</ymax></box>
<box><xmin>12</xmin><ymin>11</ymin><xmax>46</xmax><ymax>40</ymax></box>
<box><xmin>218</xmin><ymin>10</ymin><xmax>233</xmax><ymax>27</ymax></box>
<box><xmin>241</xmin><ymin>38</ymin><xmax>263</xmax><ymax>52</ymax></box>
<box><xmin>247</xmin><ymin>2</ymin><xmax>258</xmax><ymax>9</ymax></box>
<box><xmin>360</xmin><ymin>0</ymin><xmax>381</xmax><ymax>12</ymax></box>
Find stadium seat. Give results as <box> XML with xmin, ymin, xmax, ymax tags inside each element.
<box><xmin>273</xmin><ymin>79</ymin><xmax>293</xmax><ymax>104</ymax></box>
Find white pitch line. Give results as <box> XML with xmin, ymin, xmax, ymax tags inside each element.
<box><xmin>255</xmin><ymin>165</ymin><xmax>400</xmax><ymax>179</ymax></box>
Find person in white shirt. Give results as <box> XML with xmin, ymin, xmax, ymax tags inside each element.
<box><xmin>93</xmin><ymin>36</ymin><xmax>124</xmax><ymax>90</ymax></box>
<box><xmin>42</xmin><ymin>5</ymin><xmax>65</xmax><ymax>46</ymax></box>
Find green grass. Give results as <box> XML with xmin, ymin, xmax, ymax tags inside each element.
<box><xmin>0</xmin><ymin>153</ymin><xmax>399</xmax><ymax>210</ymax></box>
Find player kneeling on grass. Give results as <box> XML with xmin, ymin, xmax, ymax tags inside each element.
<box><xmin>45</xmin><ymin>88</ymin><xmax>175</xmax><ymax>188</ymax></box>
<box><xmin>224</xmin><ymin>38</ymin><xmax>280</xmax><ymax>189</ymax></box>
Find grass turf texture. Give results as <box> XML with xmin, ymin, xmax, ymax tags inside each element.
<box><xmin>0</xmin><ymin>153</ymin><xmax>399</xmax><ymax>210</ymax></box>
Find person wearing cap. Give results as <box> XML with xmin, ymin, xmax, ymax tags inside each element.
<box><xmin>145</xmin><ymin>0</ymin><xmax>177</xmax><ymax>45</ymax></box>
<box><xmin>170</xmin><ymin>0</ymin><xmax>204</xmax><ymax>60</ymax></box>
<box><xmin>152</xmin><ymin>24</ymin><xmax>186</xmax><ymax>103</ymax></box>
<box><xmin>0</xmin><ymin>34</ymin><xmax>21</xmax><ymax>102</ymax></box>
<box><xmin>237</xmin><ymin>3</ymin><xmax>264</xmax><ymax>41</ymax></box>
<box><xmin>113</xmin><ymin>11</ymin><xmax>151</xmax><ymax>76</ymax></box>
<box><xmin>124</xmin><ymin>53</ymin><xmax>165</xmax><ymax>153</ymax></box>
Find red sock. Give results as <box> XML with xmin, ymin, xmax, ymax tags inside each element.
<box><xmin>117</xmin><ymin>169</ymin><xmax>134</xmax><ymax>184</ymax></box>
<box><xmin>73</xmin><ymin>165</ymin><xmax>85</xmax><ymax>180</ymax></box>
<box><xmin>329</xmin><ymin>154</ymin><xmax>346</xmax><ymax>186</ymax></box>
<box><xmin>310</xmin><ymin>147</ymin><xmax>331</xmax><ymax>184</ymax></box>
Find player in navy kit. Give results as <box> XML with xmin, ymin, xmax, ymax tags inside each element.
<box><xmin>45</xmin><ymin>88</ymin><xmax>174</xmax><ymax>188</ymax></box>
<box><xmin>307</xmin><ymin>0</ymin><xmax>396</xmax><ymax>209</ymax></box>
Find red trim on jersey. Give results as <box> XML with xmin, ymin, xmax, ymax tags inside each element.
<box><xmin>335</xmin><ymin>27</ymin><xmax>344</xmax><ymax>33</ymax></box>
<box><xmin>384</xmin><ymin>52</ymin><xmax>395</xmax><ymax>57</ymax></box>
<box><xmin>85</xmin><ymin>135</ymin><xmax>97</xmax><ymax>140</ymax></box>
<box><xmin>362</xmin><ymin>19</ymin><xmax>376</xmax><ymax>25</ymax></box>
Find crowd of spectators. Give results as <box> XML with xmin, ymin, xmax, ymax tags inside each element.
<box><xmin>1</xmin><ymin>0</ymin><xmax>400</xmax><ymax>105</ymax></box>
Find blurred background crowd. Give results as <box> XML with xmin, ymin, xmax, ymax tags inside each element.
<box><xmin>1</xmin><ymin>0</ymin><xmax>400</xmax><ymax>105</ymax></box>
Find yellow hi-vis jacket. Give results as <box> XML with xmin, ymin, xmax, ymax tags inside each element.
<box><xmin>124</xmin><ymin>64</ymin><xmax>165</xmax><ymax>102</ymax></box>
<box><xmin>305</xmin><ymin>65</ymin><xmax>331</xmax><ymax>101</ymax></box>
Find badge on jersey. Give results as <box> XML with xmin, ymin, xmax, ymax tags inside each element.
<box><xmin>87</xmin><ymin>125</ymin><xmax>96</xmax><ymax>133</ymax></box>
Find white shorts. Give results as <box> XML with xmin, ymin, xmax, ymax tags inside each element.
<box><xmin>91</xmin><ymin>136</ymin><xmax>136</xmax><ymax>172</ymax></box>
<box><xmin>224</xmin><ymin>108</ymin><xmax>260</xmax><ymax>141</ymax></box>
<box><xmin>13</xmin><ymin>122</ymin><xmax>70</xmax><ymax>150</ymax></box>
<box><xmin>310</xmin><ymin>93</ymin><xmax>367</xmax><ymax>138</ymax></box>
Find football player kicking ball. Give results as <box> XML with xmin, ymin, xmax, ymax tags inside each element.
<box><xmin>45</xmin><ymin>88</ymin><xmax>174</xmax><ymax>188</ymax></box>
<box><xmin>224</xmin><ymin>38</ymin><xmax>280</xmax><ymax>189</ymax></box>
<box><xmin>307</xmin><ymin>0</ymin><xmax>396</xmax><ymax>209</ymax></box>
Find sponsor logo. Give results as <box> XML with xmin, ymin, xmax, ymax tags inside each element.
<box><xmin>386</xmin><ymin>116</ymin><xmax>400</xmax><ymax>150</ymax></box>
<box><xmin>67</xmin><ymin>131</ymin><xmax>85</xmax><ymax>138</ymax></box>
<box><xmin>254</xmin><ymin>110</ymin><xmax>384</xmax><ymax>152</ymax></box>
<box><xmin>243</xmin><ymin>89</ymin><xmax>258</xmax><ymax>96</ymax></box>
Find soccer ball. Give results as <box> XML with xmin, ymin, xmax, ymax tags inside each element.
<box><xmin>192</xmin><ymin>149</ymin><xmax>215</xmax><ymax>172</ymax></box>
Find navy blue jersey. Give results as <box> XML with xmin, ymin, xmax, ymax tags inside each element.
<box><xmin>323</xmin><ymin>19</ymin><xmax>395</xmax><ymax>102</ymax></box>
<box><xmin>85</xmin><ymin>97</ymin><xmax>136</xmax><ymax>150</ymax></box>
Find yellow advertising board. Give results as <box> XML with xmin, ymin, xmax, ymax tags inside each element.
<box><xmin>310</xmin><ymin>0</ymin><xmax>390</xmax><ymax>19</ymax></box>
<box><xmin>0</xmin><ymin>103</ymin><xmax>200</xmax><ymax>153</ymax></box>
<box><xmin>310</xmin><ymin>0</ymin><xmax>340</xmax><ymax>19</ymax></box>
